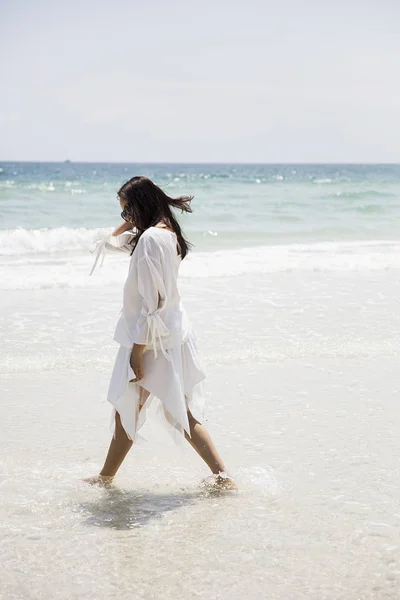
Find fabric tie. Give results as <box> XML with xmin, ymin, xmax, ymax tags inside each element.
<box><xmin>89</xmin><ymin>231</ymin><xmax>135</xmax><ymax>276</ymax></box>
<box><xmin>89</xmin><ymin>238</ymin><xmax>107</xmax><ymax>276</ymax></box>
<box><xmin>142</xmin><ymin>308</ymin><xmax>172</xmax><ymax>361</ymax></box>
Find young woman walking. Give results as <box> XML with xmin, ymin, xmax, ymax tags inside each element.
<box><xmin>85</xmin><ymin>176</ymin><xmax>235</xmax><ymax>489</ymax></box>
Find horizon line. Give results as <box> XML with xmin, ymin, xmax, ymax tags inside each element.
<box><xmin>1</xmin><ymin>160</ymin><xmax>400</xmax><ymax>166</ymax></box>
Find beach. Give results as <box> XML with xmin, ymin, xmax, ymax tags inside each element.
<box><xmin>1</xmin><ymin>162</ymin><xmax>400</xmax><ymax>598</ymax></box>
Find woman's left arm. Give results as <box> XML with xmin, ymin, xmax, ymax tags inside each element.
<box><xmin>129</xmin><ymin>236</ymin><xmax>169</xmax><ymax>382</ymax></box>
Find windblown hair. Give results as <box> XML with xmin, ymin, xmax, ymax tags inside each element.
<box><xmin>117</xmin><ymin>176</ymin><xmax>194</xmax><ymax>259</ymax></box>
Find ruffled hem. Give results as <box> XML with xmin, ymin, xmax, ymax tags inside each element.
<box><xmin>106</xmin><ymin>328</ymin><xmax>206</xmax><ymax>447</ymax></box>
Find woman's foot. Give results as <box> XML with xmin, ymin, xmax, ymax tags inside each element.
<box><xmin>82</xmin><ymin>474</ymin><xmax>114</xmax><ymax>486</ymax></box>
<box><xmin>201</xmin><ymin>472</ymin><xmax>238</xmax><ymax>492</ymax></box>
<box><xmin>215</xmin><ymin>472</ymin><xmax>238</xmax><ymax>491</ymax></box>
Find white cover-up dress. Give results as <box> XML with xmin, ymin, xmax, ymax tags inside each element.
<box><xmin>93</xmin><ymin>226</ymin><xmax>207</xmax><ymax>446</ymax></box>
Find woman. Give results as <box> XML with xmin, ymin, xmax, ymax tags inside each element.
<box><xmin>86</xmin><ymin>176</ymin><xmax>235</xmax><ymax>489</ymax></box>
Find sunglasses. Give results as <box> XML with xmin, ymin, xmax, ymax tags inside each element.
<box><xmin>120</xmin><ymin>209</ymin><xmax>130</xmax><ymax>222</ymax></box>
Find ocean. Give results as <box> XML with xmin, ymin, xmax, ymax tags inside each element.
<box><xmin>2</xmin><ymin>161</ymin><xmax>400</xmax><ymax>238</ymax></box>
<box><xmin>1</xmin><ymin>162</ymin><xmax>400</xmax><ymax>599</ymax></box>
<box><xmin>1</xmin><ymin>162</ymin><xmax>400</xmax><ymax>289</ymax></box>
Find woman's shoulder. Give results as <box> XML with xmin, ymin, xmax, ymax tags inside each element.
<box><xmin>141</xmin><ymin>226</ymin><xmax>175</xmax><ymax>244</ymax></box>
<box><xmin>138</xmin><ymin>227</ymin><xmax>166</xmax><ymax>245</ymax></box>
<box><xmin>135</xmin><ymin>227</ymin><xmax>167</xmax><ymax>258</ymax></box>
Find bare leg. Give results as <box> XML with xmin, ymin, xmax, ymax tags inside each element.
<box><xmin>83</xmin><ymin>388</ymin><xmax>149</xmax><ymax>485</ymax></box>
<box><xmin>184</xmin><ymin>411</ymin><xmax>236</xmax><ymax>489</ymax></box>
<box><xmin>184</xmin><ymin>410</ymin><xmax>226</xmax><ymax>473</ymax></box>
<box><xmin>184</xmin><ymin>409</ymin><xmax>236</xmax><ymax>488</ymax></box>
<box><xmin>99</xmin><ymin>410</ymin><xmax>134</xmax><ymax>478</ymax></box>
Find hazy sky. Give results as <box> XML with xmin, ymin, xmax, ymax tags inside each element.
<box><xmin>1</xmin><ymin>0</ymin><xmax>400</xmax><ymax>163</ymax></box>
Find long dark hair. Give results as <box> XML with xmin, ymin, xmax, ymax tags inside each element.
<box><xmin>117</xmin><ymin>176</ymin><xmax>193</xmax><ymax>259</ymax></box>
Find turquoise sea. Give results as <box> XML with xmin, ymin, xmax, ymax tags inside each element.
<box><xmin>1</xmin><ymin>161</ymin><xmax>400</xmax><ymax>289</ymax></box>
<box><xmin>2</xmin><ymin>162</ymin><xmax>400</xmax><ymax>236</ymax></box>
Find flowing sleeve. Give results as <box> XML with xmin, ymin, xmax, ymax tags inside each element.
<box><xmin>131</xmin><ymin>235</ymin><xmax>170</xmax><ymax>359</ymax></box>
<box><xmin>89</xmin><ymin>230</ymin><xmax>135</xmax><ymax>276</ymax></box>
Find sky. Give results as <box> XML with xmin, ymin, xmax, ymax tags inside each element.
<box><xmin>1</xmin><ymin>0</ymin><xmax>400</xmax><ymax>163</ymax></box>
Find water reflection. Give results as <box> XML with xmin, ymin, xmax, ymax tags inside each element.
<box><xmin>79</xmin><ymin>483</ymin><xmax>233</xmax><ymax>530</ymax></box>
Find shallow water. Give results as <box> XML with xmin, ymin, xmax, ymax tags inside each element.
<box><xmin>1</xmin><ymin>269</ymin><xmax>400</xmax><ymax>598</ymax></box>
<box><xmin>1</xmin><ymin>358</ymin><xmax>399</xmax><ymax>599</ymax></box>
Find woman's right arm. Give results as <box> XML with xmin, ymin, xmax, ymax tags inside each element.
<box><xmin>112</xmin><ymin>220</ymin><xmax>134</xmax><ymax>236</ymax></box>
<box><xmin>89</xmin><ymin>221</ymin><xmax>135</xmax><ymax>275</ymax></box>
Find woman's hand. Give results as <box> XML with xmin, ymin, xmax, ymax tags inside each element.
<box><xmin>129</xmin><ymin>344</ymin><xmax>145</xmax><ymax>382</ymax></box>
<box><xmin>112</xmin><ymin>220</ymin><xmax>134</xmax><ymax>237</ymax></box>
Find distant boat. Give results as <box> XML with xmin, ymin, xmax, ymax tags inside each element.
<box><xmin>64</xmin><ymin>159</ymin><xmax>72</xmax><ymax>163</ymax></box>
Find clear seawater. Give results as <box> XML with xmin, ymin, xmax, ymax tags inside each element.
<box><xmin>1</xmin><ymin>161</ymin><xmax>400</xmax><ymax>290</ymax></box>
<box><xmin>1</xmin><ymin>162</ymin><xmax>400</xmax><ymax>239</ymax></box>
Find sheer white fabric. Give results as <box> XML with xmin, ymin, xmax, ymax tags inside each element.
<box><xmin>93</xmin><ymin>226</ymin><xmax>206</xmax><ymax>445</ymax></box>
<box><xmin>89</xmin><ymin>229</ymin><xmax>135</xmax><ymax>276</ymax></box>
<box><xmin>113</xmin><ymin>228</ymin><xmax>191</xmax><ymax>359</ymax></box>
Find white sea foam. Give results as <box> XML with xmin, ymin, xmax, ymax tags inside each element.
<box><xmin>1</xmin><ymin>236</ymin><xmax>400</xmax><ymax>290</ymax></box>
<box><xmin>183</xmin><ymin>240</ymin><xmax>400</xmax><ymax>277</ymax></box>
<box><xmin>0</xmin><ymin>226</ymin><xmax>113</xmax><ymax>255</ymax></box>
